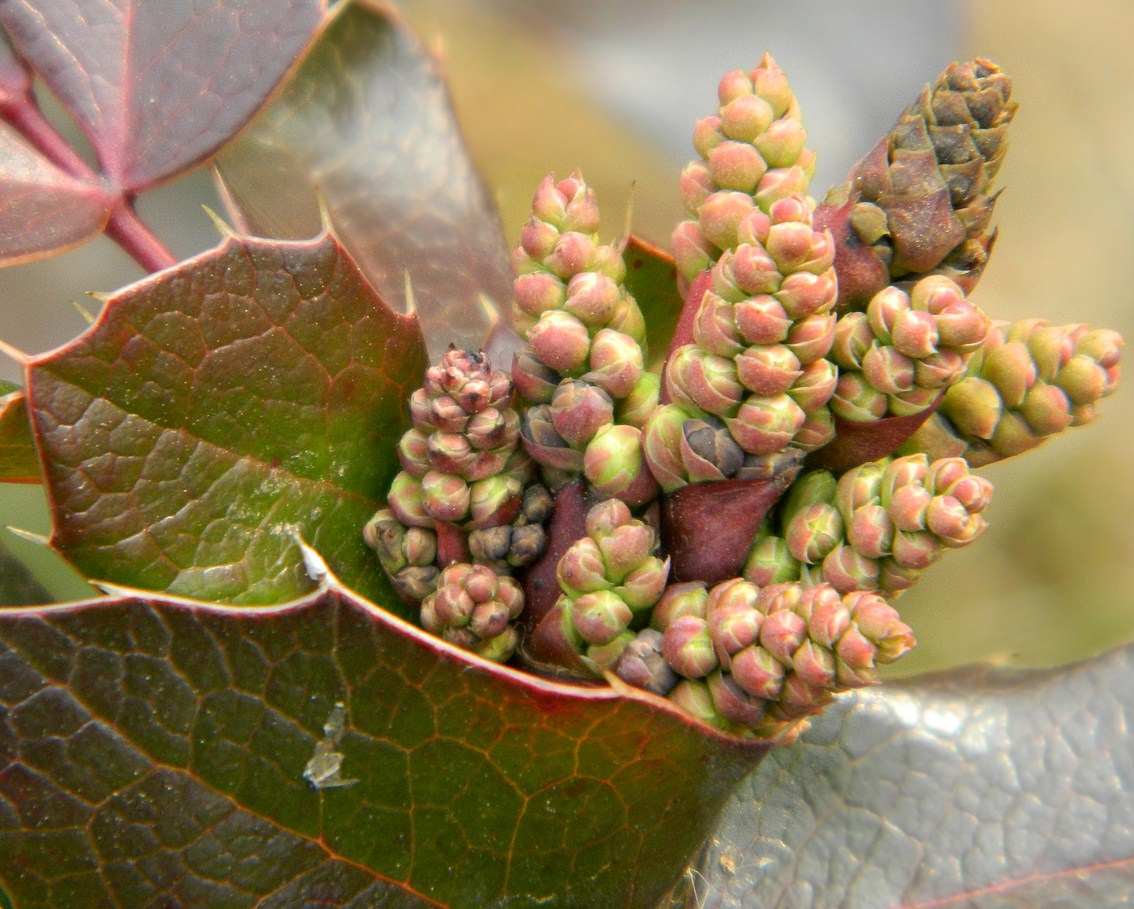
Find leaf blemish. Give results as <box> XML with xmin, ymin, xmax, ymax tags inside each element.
<box><xmin>303</xmin><ymin>701</ymin><xmax>359</xmax><ymax>790</ymax></box>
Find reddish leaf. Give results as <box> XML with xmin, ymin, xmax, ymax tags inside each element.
<box><xmin>0</xmin><ymin>388</ymin><xmax>38</xmax><ymax>483</ymax></box>
<box><xmin>215</xmin><ymin>0</ymin><xmax>512</xmax><ymax>359</ymax></box>
<box><xmin>0</xmin><ymin>571</ymin><xmax>768</xmax><ymax>908</ymax></box>
<box><xmin>687</xmin><ymin>645</ymin><xmax>1134</xmax><ymax>907</ymax></box>
<box><xmin>25</xmin><ymin>231</ymin><xmax>426</xmax><ymax>608</ymax></box>
<box><xmin>0</xmin><ymin>124</ymin><xmax>110</xmax><ymax>265</ymax></box>
<box><xmin>0</xmin><ymin>0</ymin><xmax>327</xmax><ymax>191</ymax></box>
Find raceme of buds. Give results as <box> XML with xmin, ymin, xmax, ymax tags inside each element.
<box><xmin>829</xmin><ymin>276</ymin><xmax>991</xmax><ymax>424</ymax></box>
<box><xmin>534</xmin><ymin>499</ymin><xmax>671</xmax><ymax>676</ymax></box>
<box><xmin>675</xmin><ymin>53</ymin><xmax>819</xmax><ymax>283</ymax></box>
<box><xmin>744</xmin><ymin>453</ymin><xmax>993</xmax><ymax>596</ymax></box>
<box><xmin>420</xmin><ymin>563</ymin><xmax>526</xmax><ymax>662</ymax></box>
<box><xmin>621</xmin><ymin>578</ymin><xmax>915</xmax><ymax>739</ymax></box>
<box><xmin>467</xmin><ymin>483</ymin><xmax>554</xmax><ymax>575</ymax></box>
<box><xmin>388</xmin><ymin>347</ymin><xmax>531</xmax><ymax>531</ymax></box>
<box><xmin>817</xmin><ymin>58</ymin><xmax>1017</xmax><ymax>308</ymax></box>
<box><xmin>902</xmin><ymin>319</ymin><xmax>1123</xmax><ymax>466</ymax></box>
<box><xmin>512</xmin><ymin>171</ymin><xmax>649</xmax><ymax>401</ymax></box>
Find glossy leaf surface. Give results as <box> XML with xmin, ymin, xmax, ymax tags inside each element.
<box><xmin>688</xmin><ymin>644</ymin><xmax>1134</xmax><ymax>907</ymax></box>
<box><xmin>0</xmin><ymin>0</ymin><xmax>326</xmax><ymax>190</ymax></box>
<box><xmin>215</xmin><ymin>0</ymin><xmax>512</xmax><ymax>359</ymax></box>
<box><xmin>0</xmin><ymin>573</ymin><xmax>767</xmax><ymax>908</ymax></box>
<box><xmin>26</xmin><ymin>231</ymin><xmax>426</xmax><ymax>607</ymax></box>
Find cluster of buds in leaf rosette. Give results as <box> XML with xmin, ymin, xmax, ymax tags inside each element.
<box><xmin>367</xmin><ymin>53</ymin><xmax>1124</xmax><ymax>743</ymax></box>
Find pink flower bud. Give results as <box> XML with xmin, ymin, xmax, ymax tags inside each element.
<box><xmin>529</xmin><ymin>310</ymin><xmax>591</xmax><ymax>374</ymax></box>
<box><xmin>783</xmin><ymin>312</ymin><xmax>836</xmax><ymax>365</ymax></box>
<box><xmin>708</xmin><ymin>671</ymin><xmax>768</xmax><ymax>726</ymax></box>
<box><xmin>387</xmin><ymin>471</ymin><xmax>431</xmax><ymax>528</ymax></box>
<box><xmin>891</xmin><ymin>309</ymin><xmax>940</xmax><ymax>358</ymax></box>
<box><xmin>1027</xmin><ymin>325</ymin><xmax>1076</xmax><ymax>382</ymax></box>
<box><xmin>397</xmin><ymin>428</ymin><xmax>431</xmax><ymax>477</ymax></box>
<box><xmin>831</xmin><ymin>311</ymin><xmax>876</xmax><ymax>369</ymax></box>
<box><xmin>652</xmin><ymin>581</ymin><xmax>709</xmax><ymax>630</ymax></box>
<box><xmin>571</xmin><ymin>591</ymin><xmax>632</xmax><ymax>646</ymax></box>
<box><xmin>642</xmin><ymin>404</ymin><xmax>693</xmax><ymax>492</ymax></box>
<box><xmin>564</xmin><ymin>272</ymin><xmax>620</xmax><ymax>327</ymax></box>
<box><xmin>671</xmin><ymin>220</ymin><xmax>714</xmax><ymax>281</ymax></box>
<box><xmin>585</xmin><ymin>425</ymin><xmax>659</xmax><ymax>507</ymax></box>
<box><xmin>758</xmin><ymin>609</ymin><xmax>808</xmax><ymax>664</ymax></box>
<box><xmin>735</xmin><ymin>343</ymin><xmax>802</xmax><ymax>396</ymax></box>
<box><xmin>791</xmin><ymin>640</ymin><xmax>836</xmax><ymax>689</ymax></box>
<box><xmin>513</xmin><ymin>271</ymin><xmax>566</xmax><ymax>320</ymax></box>
<box><xmin>1055</xmin><ymin>355</ymin><xmax>1108</xmax><ymax>406</ymax></box>
<box><xmin>803</xmin><ymin>586</ymin><xmax>851</xmax><ymax>649</ymax></box>
<box><xmin>847</xmin><ymin>504</ymin><xmax>895</xmax><ymax>559</ymax></box>
<box><xmin>679</xmin><ymin>160</ymin><xmax>715</xmax><ymax>214</ymax></box>
<box><xmin>1020</xmin><ymin>382</ymin><xmax>1073</xmax><ymax>435</ymax></box>
<box><xmin>735</xmin><ymin>295</ymin><xmax>791</xmax><ymax>345</ymax></box>
<box><xmin>786</xmin><ymin>502</ymin><xmax>843</xmax><ymax>564</ymax></box>
<box><xmin>728</xmin><ymin>243</ymin><xmax>782</xmax><ymax>296</ymax></box>
<box><xmin>422</xmin><ymin>470</ymin><xmax>471</xmax><ymax>523</ymax></box>
<box><xmin>862</xmin><ymin>345</ymin><xmax>915</xmax><ymax>395</ymax></box>
<box><xmin>557</xmin><ymin>536</ymin><xmax>610</xmax><ymax>596</ymax></box>
<box><xmin>666</xmin><ymin>345</ymin><xmax>744</xmax><ymax>416</ymax></box>
<box><xmin>754</xmin><ymin>118</ymin><xmax>806</xmax><ymax>169</ymax></box>
<box><xmin>831</xmin><ymin>373</ymin><xmax>889</xmax><ymax>422</ymax></box>
<box><xmin>753</xmin><ymin>165</ymin><xmax>809</xmax><ymax>211</ymax></box>
<box><xmin>726</xmin><ymin>393</ymin><xmax>806</xmax><ymax>454</ymax></box>
<box><xmin>699</xmin><ymin>191</ymin><xmax>757</xmax><ymax>251</ymax></box>
<box><xmin>731</xmin><ymin>644</ymin><xmax>785</xmax><ymax>700</ymax></box>
<box><xmin>692</xmin><ymin>115</ymin><xmax>725</xmax><ymax>159</ymax></box>
<box><xmin>749</xmin><ymin>53</ymin><xmax>794</xmax><ymax>117</ymax></box>
<box><xmin>663</xmin><ymin>615</ymin><xmax>719</xmax><ymax>678</ymax></box>
<box><xmin>820</xmin><ymin>544</ymin><xmax>880</xmax><ymax>594</ymax></box>
<box><xmin>549</xmin><ymin>379</ymin><xmax>613</xmax><ymax>447</ymax></box>
<box><xmin>520</xmin><ymin>217</ymin><xmax>560</xmax><ymax>261</ymax></box>
<box><xmin>718</xmin><ymin>69</ymin><xmax>754</xmax><ymax>106</ymax></box>
<box><xmin>709</xmin><ymin>140</ymin><xmax>769</xmax><ymax>194</ymax></box>
<box><xmin>693</xmin><ymin>292</ymin><xmax>744</xmax><ymax>358</ymax></box>
<box><xmin>545</xmin><ymin>231</ymin><xmax>596</xmax><ymax>280</ymax></box>
<box><xmin>774</xmin><ymin>271</ymin><xmax>837</xmax><ymax>321</ymax></box>
<box><xmin>890</xmin><ymin>530</ymin><xmax>942</xmax><ymax>571</ymax></box>
<box><xmin>765</xmin><ymin>220</ymin><xmax>814</xmax><ymax>273</ymax></box>
<box><xmin>585</xmin><ymin>329</ymin><xmax>644</xmax><ymax>399</ymax></box>
<box><xmin>720</xmin><ymin>93</ymin><xmax>774</xmax><ymax>143</ymax></box>
<box><xmin>788</xmin><ymin>359</ymin><xmax>838</xmax><ymax>413</ymax></box>
<box><xmin>867</xmin><ymin>286</ymin><xmax>909</xmax><ymax>344</ymax></box>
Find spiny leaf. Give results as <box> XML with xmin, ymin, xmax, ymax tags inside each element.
<box><xmin>687</xmin><ymin>644</ymin><xmax>1134</xmax><ymax>907</ymax></box>
<box><xmin>26</xmin><ymin>231</ymin><xmax>426</xmax><ymax>608</ymax></box>
<box><xmin>215</xmin><ymin>0</ymin><xmax>512</xmax><ymax>359</ymax></box>
<box><xmin>0</xmin><ymin>389</ymin><xmax>39</xmax><ymax>483</ymax></box>
<box><xmin>0</xmin><ymin>576</ymin><xmax>768</xmax><ymax>908</ymax></box>
<box><xmin>0</xmin><ymin>0</ymin><xmax>327</xmax><ymax>191</ymax></box>
<box><xmin>0</xmin><ymin>124</ymin><xmax>110</xmax><ymax>266</ymax></box>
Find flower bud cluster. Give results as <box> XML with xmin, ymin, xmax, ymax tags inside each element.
<box><xmin>822</xmin><ymin>59</ymin><xmax>1016</xmax><ymax>302</ymax></box>
<box><xmin>647</xmin><ymin>193</ymin><xmax>839</xmax><ymax>490</ymax></box>
<box><xmin>673</xmin><ymin>53</ymin><xmax>817</xmax><ymax>283</ymax></box>
<box><xmin>421</xmin><ymin>563</ymin><xmax>526</xmax><ymax>662</ymax></box>
<box><xmin>467</xmin><ymin>483</ymin><xmax>554</xmax><ymax>575</ymax></box>
<box><xmin>614</xmin><ymin>578</ymin><xmax>914</xmax><ymax>740</ymax></box>
<box><xmin>830</xmin><ymin>275</ymin><xmax>991</xmax><ymax>422</ymax></box>
<box><xmin>903</xmin><ymin>319</ymin><xmax>1123</xmax><ymax>466</ymax></box>
<box><xmin>745</xmin><ymin>453</ymin><xmax>993</xmax><ymax>595</ymax></box>
<box><xmin>386</xmin><ymin>347</ymin><xmax>533</xmax><ymax>531</ymax></box>
<box><xmin>363</xmin><ymin>509</ymin><xmax>440</xmax><ymax>604</ymax></box>
<box><xmin>548</xmin><ymin>499</ymin><xmax>671</xmax><ymax>675</ymax></box>
<box><xmin>512</xmin><ymin>171</ymin><xmax>648</xmax><ymax>402</ymax></box>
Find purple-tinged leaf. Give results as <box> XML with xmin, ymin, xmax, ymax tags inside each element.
<box><xmin>25</xmin><ymin>230</ymin><xmax>426</xmax><ymax>608</ymax></box>
<box><xmin>688</xmin><ymin>645</ymin><xmax>1134</xmax><ymax>908</ymax></box>
<box><xmin>0</xmin><ymin>123</ymin><xmax>109</xmax><ymax>265</ymax></box>
<box><xmin>215</xmin><ymin>0</ymin><xmax>512</xmax><ymax>359</ymax></box>
<box><xmin>0</xmin><ymin>388</ymin><xmax>38</xmax><ymax>483</ymax></box>
<box><xmin>0</xmin><ymin>573</ymin><xmax>768</xmax><ymax>908</ymax></box>
<box><xmin>0</xmin><ymin>0</ymin><xmax>327</xmax><ymax>191</ymax></box>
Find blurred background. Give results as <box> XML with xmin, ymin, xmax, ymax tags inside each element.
<box><xmin>1</xmin><ymin>0</ymin><xmax>1131</xmax><ymax>673</ymax></box>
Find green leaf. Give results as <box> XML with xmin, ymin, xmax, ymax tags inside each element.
<box><xmin>25</xmin><ymin>231</ymin><xmax>427</xmax><ymax>608</ymax></box>
<box><xmin>0</xmin><ymin>573</ymin><xmax>768</xmax><ymax>908</ymax></box>
<box><xmin>0</xmin><ymin>389</ymin><xmax>39</xmax><ymax>483</ymax></box>
<box><xmin>215</xmin><ymin>0</ymin><xmax>512</xmax><ymax>359</ymax></box>
<box><xmin>688</xmin><ymin>645</ymin><xmax>1134</xmax><ymax>907</ymax></box>
<box><xmin>622</xmin><ymin>235</ymin><xmax>682</xmax><ymax>373</ymax></box>
<box><xmin>0</xmin><ymin>0</ymin><xmax>327</xmax><ymax>191</ymax></box>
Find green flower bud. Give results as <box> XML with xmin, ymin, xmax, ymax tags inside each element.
<box><xmin>663</xmin><ymin>615</ymin><xmax>719</xmax><ymax>679</ymax></box>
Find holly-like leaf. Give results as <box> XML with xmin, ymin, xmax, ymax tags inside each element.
<box><xmin>215</xmin><ymin>0</ymin><xmax>512</xmax><ymax>359</ymax></box>
<box><xmin>0</xmin><ymin>572</ymin><xmax>768</xmax><ymax>909</ymax></box>
<box><xmin>0</xmin><ymin>389</ymin><xmax>39</xmax><ymax>483</ymax></box>
<box><xmin>622</xmin><ymin>235</ymin><xmax>683</xmax><ymax>374</ymax></box>
<box><xmin>0</xmin><ymin>124</ymin><xmax>110</xmax><ymax>266</ymax></box>
<box><xmin>0</xmin><ymin>0</ymin><xmax>327</xmax><ymax>191</ymax></box>
<box><xmin>25</xmin><ymin>231</ymin><xmax>426</xmax><ymax>608</ymax></box>
<box><xmin>688</xmin><ymin>644</ymin><xmax>1134</xmax><ymax>907</ymax></box>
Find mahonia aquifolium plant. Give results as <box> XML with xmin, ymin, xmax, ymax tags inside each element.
<box><xmin>364</xmin><ymin>55</ymin><xmax>1124</xmax><ymax>744</ymax></box>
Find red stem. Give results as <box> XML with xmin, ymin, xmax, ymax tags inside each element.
<box><xmin>1</xmin><ymin>91</ymin><xmax>177</xmax><ymax>273</ymax></box>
